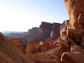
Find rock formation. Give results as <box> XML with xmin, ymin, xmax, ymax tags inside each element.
<box><xmin>0</xmin><ymin>32</ymin><xmax>35</xmax><ymax>63</ymax></box>
<box><xmin>4</xmin><ymin>27</ymin><xmax>39</xmax><ymax>48</ymax></box>
<box><xmin>61</xmin><ymin>44</ymin><xmax>84</xmax><ymax>63</ymax></box>
<box><xmin>64</xmin><ymin>0</ymin><xmax>84</xmax><ymax>47</ymax></box>
<box><xmin>48</xmin><ymin>23</ymin><xmax>60</xmax><ymax>40</ymax></box>
<box><xmin>64</xmin><ymin>0</ymin><xmax>84</xmax><ymax>29</ymax></box>
<box><xmin>39</xmin><ymin>22</ymin><xmax>53</xmax><ymax>37</ymax></box>
<box><xmin>31</xmin><ymin>54</ymin><xmax>59</xmax><ymax>63</ymax></box>
<box><xmin>60</xmin><ymin>20</ymin><xmax>69</xmax><ymax>36</ymax></box>
<box><xmin>29</xmin><ymin>22</ymin><xmax>60</xmax><ymax>43</ymax></box>
<box><xmin>59</xmin><ymin>0</ymin><xmax>84</xmax><ymax>63</ymax></box>
<box><xmin>26</xmin><ymin>41</ymin><xmax>36</xmax><ymax>54</ymax></box>
<box><xmin>9</xmin><ymin>38</ymin><xmax>25</xmax><ymax>53</ymax></box>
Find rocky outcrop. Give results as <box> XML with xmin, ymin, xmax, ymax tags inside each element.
<box><xmin>26</xmin><ymin>41</ymin><xmax>36</xmax><ymax>54</ymax></box>
<box><xmin>60</xmin><ymin>20</ymin><xmax>69</xmax><ymax>36</ymax></box>
<box><xmin>4</xmin><ymin>27</ymin><xmax>39</xmax><ymax>48</ymax></box>
<box><xmin>29</xmin><ymin>22</ymin><xmax>60</xmax><ymax>43</ymax></box>
<box><xmin>61</xmin><ymin>52</ymin><xmax>84</xmax><ymax>63</ymax></box>
<box><xmin>45</xmin><ymin>35</ymin><xmax>75</xmax><ymax>59</ymax></box>
<box><xmin>48</xmin><ymin>23</ymin><xmax>60</xmax><ymax>40</ymax></box>
<box><xmin>81</xmin><ymin>36</ymin><xmax>84</xmax><ymax>48</ymax></box>
<box><xmin>32</xmin><ymin>54</ymin><xmax>59</xmax><ymax>63</ymax></box>
<box><xmin>0</xmin><ymin>32</ymin><xmax>35</xmax><ymax>63</ymax></box>
<box><xmin>61</xmin><ymin>44</ymin><xmax>84</xmax><ymax>63</ymax></box>
<box><xmin>21</xmin><ymin>27</ymin><xmax>39</xmax><ymax>48</ymax></box>
<box><xmin>60</xmin><ymin>0</ymin><xmax>84</xmax><ymax>63</ymax></box>
<box><xmin>9</xmin><ymin>38</ymin><xmax>25</xmax><ymax>53</ymax></box>
<box><xmin>39</xmin><ymin>22</ymin><xmax>53</xmax><ymax>37</ymax></box>
<box><xmin>64</xmin><ymin>0</ymin><xmax>84</xmax><ymax>48</ymax></box>
<box><xmin>67</xmin><ymin>29</ymin><xmax>84</xmax><ymax>45</ymax></box>
<box><xmin>64</xmin><ymin>0</ymin><xmax>84</xmax><ymax>29</ymax></box>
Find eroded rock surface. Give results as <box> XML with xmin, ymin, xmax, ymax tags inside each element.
<box><xmin>0</xmin><ymin>32</ymin><xmax>35</xmax><ymax>63</ymax></box>
<box><xmin>26</xmin><ymin>41</ymin><xmax>36</xmax><ymax>54</ymax></box>
<box><xmin>60</xmin><ymin>20</ymin><xmax>69</xmax><ymax>36</ymax></box>
<box><xmin>64</xmin><ymin>0</ymin><xmax>84</xmax><ymax>29</ymax></box>
<box><xmin>9</xmin><ymin>38</ymin><xmax>25</xmax><ymax>53</ymax></box>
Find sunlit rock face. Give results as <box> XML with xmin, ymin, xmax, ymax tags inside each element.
<box><xmin>61</xmin><ymin>0</ymin><xmax>84</xmax><ymax>62</ymax></box>
<box><xmin>9</xmin><ymin>38</ymin><xmax>25</xmax><ymax>54</ymax></box>
<box><xmin>64</xmin><ymin>0</ymin><xmax>84</xmax><ymax>29</ymax></box>
<box><xmin>64</xmin><ymin>0</ymin><xmax>84</xmax><ymax>47</ymax></box>
<box><xmin>60</xmin><ymin>20</ymin><xmax>69</xmax><ymax>36</ymax></box>
<box><xmin>50</xmin><ymin>23</ymin><xmax>60</xmax><ymax>40</ymax></box>
<box><xmin>0</xmin><ymin>33</ymin><xmax>35</xmax><ymax>63</ymax></box>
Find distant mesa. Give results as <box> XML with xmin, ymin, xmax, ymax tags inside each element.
<box><xmin>28</xmin><ymin>22</ymin><xmax>61</xmax><ymax>44</ymax></box>
<box><xmin>3</xmin><ymin>21</ymin><xmax>61</xmax><ymax>46</ymax></box>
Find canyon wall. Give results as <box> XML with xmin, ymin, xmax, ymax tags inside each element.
<box><xmin>29</xmin><ymin>22</ymin><xmax>61</xmax><ymax>43</ymax></box>
<box><xmin>64</xmin><ymin>0</ymin><xmax>84</xmax><ymax>29</ymax></box>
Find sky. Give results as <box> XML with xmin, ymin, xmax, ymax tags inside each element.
<box><xmin>0</xmin><ymin>0</ymin><xmax>69</xmax><ymax>32</ymax></box>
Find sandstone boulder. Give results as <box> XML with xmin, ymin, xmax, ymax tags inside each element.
<box><xmin>61</xmin><ymin>52</ymin><xmax>84</xmax><ymax>63</ymax></box>
<box><xmin>70</xmin><ymin>45</ymin><xmax>84</xmax><ymax>54</ymax></box>
<box><xmin>44</xmin><ymin>44</ymin><xmax>70</xmax><ymax>59</ymax></box>
<box><xmin>36</xmin><ymin>41</ymin><xmax>54</xmax><ymax>53</ymax></box>
<box><xmin>67</xmin><ymin>29</ymin><xmax>84</xmax><ymax>45</ymax></box>
<box><xmin>9</xmin><ymin>38</ymin><xmax>25</xmax><ymax>53</ymax></box>
<box><xmin>32</xmin><ymin>54</ymin><xmax>59</xmax><ymax>63</ymax></box>
<box><xmin>54</xmin><ymin>35</ymin><xmax>76</xmax><ymax>48</ymax></box>
<box><xmin>81</xmin><ymin>36</ymin><xmax>84</xmax><ymax>48</ymax></box>
<box><xmin>26</xmin><ymin>41</ymin><xmax>36</xmax><ymax>54</ymax></box>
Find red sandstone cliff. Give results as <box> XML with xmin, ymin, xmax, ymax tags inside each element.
<box><xmin>29</xmin><ymin>22</ymin><xmax>60</xmax><ymax>43</ymax></box>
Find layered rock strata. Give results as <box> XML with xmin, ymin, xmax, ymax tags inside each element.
<box><xmin>64</xmin><ymin>0</ymin><xmax>84</xmax><ymax>48</ymax></box>
<box><xmin>9</xmin><ymin>38</ymin><xmax>25</xmax><ymax>53</ymax></box>
<box><xmin>0</xmin><ymin>32</ymin><xmax>35</xmax><ymax>63</ymax></box>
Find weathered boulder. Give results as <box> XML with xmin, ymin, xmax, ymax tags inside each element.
<box><xmin>44</xmin><ymin>35</ymin><xmax>77</xmax><ymax>59</ymax></box>
<box><xmin>26</xmin><ymin>41</ymin><xmax>36</xmax><ymax>54</ymax></box>
<box><xmin>61</xmin><ymin>52</ymin><xmax>84</xmax><ymax>63</ymax></box>
<box><xmin>44</xmin><ymin>44</ymin><xmax>70</xmax><ymax>60</ymax></box>
<box><xmin>54</xmin><ymin>35</ymin><xmax>76</xmax><ymax>48</ymax></box>
<box><xmin>32</xmin><ymin>54</ymin><xmax>59</xmax><ymax>63</ymax></box>
<box><xmin>35</xmin><ymin>41</ymin><xmax>54</xmax><ymax>53</ymax></box>
<box><xmin>49</xmin><ymin>54</ymin><xmax>59</xmax><ymax>61</ymax></box>
<box><xmin>81</xmin><ymin>36</ymin><xmax>84</xmax><ymax>48</ymax></box>
<box><xmin>9</xmin><ymin>38</ymin><xmax>25</xmax><ymax>53</ymax></box>
<box><xmin>67</xmin><ymin>29</ymin><xmax>84</xmax><ymax>45</ymax></box>
<box><xmin>70</xmin><ymin>45</ymin><xmax>84</xmax><ymax>53</ymax></box>
<box><xmin>0</xmin><ymin>32</ymin><xmax>35</xmax><ymax>63</ymax></box>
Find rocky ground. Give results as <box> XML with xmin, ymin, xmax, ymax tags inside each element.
<box><xmin>0</xmin><ymin>0</ymin><xmax>84</xmax><ymax>63</ymax></box>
